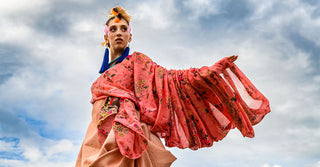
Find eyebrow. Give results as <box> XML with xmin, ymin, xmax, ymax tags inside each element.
<box><xmin>109</xmin><ymin>24</ymin><xmax>128</xmax><ymax>27</ymax></box>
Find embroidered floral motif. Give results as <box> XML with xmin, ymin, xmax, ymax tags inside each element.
<box><xmin>135</xmin><ymin>79</ymin><xmax>148</xmax><ymax>94</ymax></box>
<box><xmin>97</xmin><ymin>97</ymin><xmax>119</xmax><ymax>137</ymax></box>
<box><xmin>113</xmin><ymin>122</ymin><xmax>129</xmax><ymax>137</ymax></box>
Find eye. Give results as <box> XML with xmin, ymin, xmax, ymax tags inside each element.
<box><xmin>121</xmin><ymin>26</ymin><xmax>128</xmax><ymax>32</ymax></box>
<box><xmin>110</xmin><ymin>27</ymin><xmax>116</xmax><ymax>32</ymax></box>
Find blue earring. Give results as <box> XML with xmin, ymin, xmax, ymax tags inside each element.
<box><xmin>99</xmin><ymin>47</ymin><xmax>109</xmax><ymax>74</ymax></box>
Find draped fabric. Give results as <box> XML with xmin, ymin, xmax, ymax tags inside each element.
<box><xmin>91</xmin><ymin>52</ymin><xmax>270</xmax><ymax>159</ymax></box>
<box><xmin>75</xmin><ymin>99</ymin><xmax>176</xmax><ymax>167</ymax></box>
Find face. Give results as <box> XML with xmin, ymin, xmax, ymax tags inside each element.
<box><xmin>104</xmin><ymin>19</ymin><xmax>132</xmax><ymax>52</ymax></box>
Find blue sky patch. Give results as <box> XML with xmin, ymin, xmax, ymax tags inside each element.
<box><xmin>0</xmin><ymin>137</ymin><xmax>24</xmax><ymax>160</ymax></box>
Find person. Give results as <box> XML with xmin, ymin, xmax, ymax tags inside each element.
<box><xmin>76</xmin><ymin>6</ymin><xmax>270</xmax><ymax>167</ymax></box>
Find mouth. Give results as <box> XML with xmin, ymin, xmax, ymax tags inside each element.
<box><xmin>115</xmin><ymin>38</ymin><xmax>123</xmax><ymax>43</ymax></box>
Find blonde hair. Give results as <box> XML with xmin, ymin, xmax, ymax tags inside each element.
<box><xmin>106</xmin><ymin>6</ymin><xmax>131</xmax><ymax>25</ymax></box>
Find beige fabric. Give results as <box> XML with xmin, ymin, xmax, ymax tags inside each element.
<box><xmin>76</xmin><ymin>99</ymin><xmax>176</xmax><ymax>167</ymax></box>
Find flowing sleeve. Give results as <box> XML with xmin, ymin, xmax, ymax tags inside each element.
<box><xmin>91</xmin><ymin>52</ymin><xmax>270</xmax><ymax>159</ymax></box>
<box><xmin>133</xmin><ymin>52</ymin><xmax>270</xmax><ymax>150</ymax></box>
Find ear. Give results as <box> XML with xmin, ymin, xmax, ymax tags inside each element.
<box><xmin>104</xmin><ymin>34</ymin><xmax>110</xmax><ymax>45</ymax></box>
<box><xmin>129</xmin><ymin>33</ymin><xmax>132</xmax><ymax>42</ymax></box>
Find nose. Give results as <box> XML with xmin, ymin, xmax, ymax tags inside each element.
<box><xmin>116</xmin><ymin>29</ymin><xmax>122</xmax><ymax>36</ymax></box>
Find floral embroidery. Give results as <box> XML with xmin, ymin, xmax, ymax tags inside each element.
<box><xmin>97</xmin><ymin>97</ymin><xmax>119</xmax><ymax>136</ymax></box>
<box><xmin>113</xmin><ymin>122</ymin><xmax>129</xmax><ymax>137</ymax></box>
<box><xmin>135</xmin><ymin>79</ymin><xmax>148</xmax><ymax>94</ymax></box>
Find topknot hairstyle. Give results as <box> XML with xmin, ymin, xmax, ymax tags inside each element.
<box><xmin>106</xmin><ymin>6</ymin><xmax>131</xmax><ymax>25</ymax></box>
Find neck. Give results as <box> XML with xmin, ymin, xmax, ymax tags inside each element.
<box><xmin>110</xmin><ymin>48</ymin><xmax>125</xmax><ymax>61</ymax></box>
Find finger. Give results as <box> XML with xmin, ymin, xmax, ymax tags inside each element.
<box><xmin>229</xmin><ymin>55</ymin><xmax>238</xmax><ymax>62</ymax></box>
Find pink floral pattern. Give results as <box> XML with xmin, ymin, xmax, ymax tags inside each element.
<box><xmin>91</xmin><ymin>52</ymin><xmax>270</xmax><ymax>159</ymax></box>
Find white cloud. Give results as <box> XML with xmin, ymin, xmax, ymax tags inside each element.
<box><xmin>0</xmin><ymin>19</ymin><xmax>34</xmax><ymax>44</ymax></box>
<box><xmin>0</xmin><ymin>137</ymin><xmax>78</xmax><ymax>167</ymax></box>
<box><xmin>0</xmin><ymin>140</ymin><xmax>17</xmax><ymax>152</ymax></box>
<box><xmin>249</xmin><ymin>0</ymin><xmax>320</xmax><ymax>45</ymax></box>
<box><xmin>0</xmin><ymin>0</ymin><xmax>50</xmax><ymax>16</ymax></box>
<box><xmin>261</xmin><ymin>164</ymin><xmax>282</xmax><ymax>167</ymax></box>
<box><xmin>23</xmin><ymin>147</ymin><xmax>42</xmax><ymax>162</ymax></box>
<box><xmin>46</xmin><ymin>139</ymin><xmax>75</xmax><ymax>157</ymax></box>
<box><xmin>0</xmin><ymin>158</ymin><xmax>75</xmax><ymax>167</ymax></box>
<box><xmin>305</xmin><ymin>161</ymin><xmax>320</xmax><ymax>167</ymax></box>
<box><xmin>183</xmin><ymin>0</ymin><xmax>221</xmax><ymax>19</ymax></box>
<box><xmin>133</xmin><ymin>0</ymin><xmax>176</xmax><ymax>30</ymax></box>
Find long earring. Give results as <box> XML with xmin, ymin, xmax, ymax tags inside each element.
<box><xmin>99</xmin><ymin>46</ymin><xmax>110</xmax><ymax>74</ymax></box>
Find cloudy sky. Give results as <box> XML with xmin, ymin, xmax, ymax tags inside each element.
<box><xmin>0</xmin><ymin>0</ymin><xmax>320</xmax><ymax>166</ymax></box>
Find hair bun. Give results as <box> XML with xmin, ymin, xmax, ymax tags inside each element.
<box><xmin>107</xmin><ymin>6</ymin><xmax>131</xmax><ymax>24</ymax></box>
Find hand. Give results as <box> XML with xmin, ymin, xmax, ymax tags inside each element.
<box><xmin>228</xmin><ymin>55</ymin><xmax>238</xmax><ymax>63</ymax></box>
